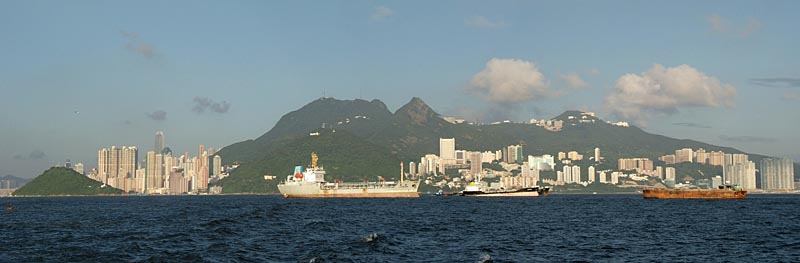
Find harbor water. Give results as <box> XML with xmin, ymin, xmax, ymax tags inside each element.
<box><xmin>1</xmin><ymin>194</ymin><xmax>799</xmax><ymax>262</ymax></box>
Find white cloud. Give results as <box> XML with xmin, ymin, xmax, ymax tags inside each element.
<box><xmin>560</xmin><ymin>72</ymin><xmax>589</xmax><ymax>89</ymax></box>
<box><xmin>605</xmin><ymin>64</ymin><xmax>736</xmax><ymax>124</ymax></box>
<box><xmin>371</xmin><ymin>6</ymin><xmax>394</xmax><ymax>20</ymax></box>
<box><xmin>469</xmin><ymin>58</ymin><xmax>550</xmax><ymax>104</ymax></box>
<box><xmin>589</xmin><ymin>68</ymin><xmax>600</xmax><ymax>75</ymax></box>
<box><xmin>465</xmin><ymin>16</ymin><xmax>507</xmax><ymax>29</ymax></box>
<box><xmin>707</xmin><ymin>14</ymin><xmax>761</xmax><ymax>38</ymax></box>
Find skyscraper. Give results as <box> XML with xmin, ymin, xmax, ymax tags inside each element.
<box><xmin>213</xmin><ymin>155</ymin><xmax>222</xmax><ymax>177</ymax></box>
<box><xmin>760</xmin><ymin>158</ymin><xmax>794</xmax><ymax>190</ymax></box>
<box><xmin>469</xmin><ymin>152</ymin><xmax>482</xmax><ymax>176</ymax></box>
<box><xmin>155</xmin><ymin>131</ymin><xmax>165</xmax><ymax>153</ymax></box>
<box><xmin>439</xmin><ymin>138</ymin><xmax>455</xmax><ymax>163</ymax></box>
<box><xmin>594</xmin><ymin>147</ymin><xmax>600</xmax><ymax>162</ymax></box>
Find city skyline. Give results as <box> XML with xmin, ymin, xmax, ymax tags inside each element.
<box><xmin>2</xmin><ymin>1</ymin><xmax>800</xmax><ymax>178</ymax></box>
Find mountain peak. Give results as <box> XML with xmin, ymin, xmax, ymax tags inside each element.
<box><xmin>394</xmin><ymin>97</ymin><xmax>442</xmax><ymax>126</ymax></box>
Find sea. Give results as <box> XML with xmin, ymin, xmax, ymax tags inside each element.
<box><xmin>1</xmin><ymin>194</ymin><xmax>799</xmax><ymax>262</ymax></box>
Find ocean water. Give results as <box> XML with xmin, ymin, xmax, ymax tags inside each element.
<box><xmin>1</xmin><ymin>194</ymin><xmax>799</xmax><ymax>262</ymax></box>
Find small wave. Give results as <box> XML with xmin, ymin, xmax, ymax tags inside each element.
<box><xmin>476</xmin><ymin>253</ymin><xmax>493</xmax><ymax>263</ymax></box>
<box><xmin>200</xmin><ymin>218</ymin><xmax>236</xmax><ymax>227</ymax></box>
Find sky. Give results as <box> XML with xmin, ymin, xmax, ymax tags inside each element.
<box><xmin>1</xmin><ymin>1</ymin><xmax>799</xmax><ymax>178</ymax></box>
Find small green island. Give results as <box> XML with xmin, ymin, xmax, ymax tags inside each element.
<box><xmin>13</xmin><ymin>167</ymin><xmax>123</xmax><ymax>196</ymax></box>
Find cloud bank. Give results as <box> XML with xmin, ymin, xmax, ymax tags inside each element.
<box><xmin>470</xmin><ymin>58</ymin><xmax>550</xmax><ymax>104</ymax></box>
<box><xmin>605</xmin><ymin>64</ymin><xmax>736</xmax><ymax>124</ymax></box>
<box><xmin>192</xmin><ymin>97</ymin><xmax>231</xmax><ymax>114</ymax></box>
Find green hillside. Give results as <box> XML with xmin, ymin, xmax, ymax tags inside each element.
<box><xmin>214</xmin><ymin>129</ymin><xmax>400</xmax><ymax>193</ymax></box>
<box><xmin>13</xmin><ymin>167</ymin><xmax>123</xmax><ymax>196</ymax></box>
<box><xmin>216</xmin><ymin>97</ymin><xmax>798</xmax><ymax>193</ymax></box>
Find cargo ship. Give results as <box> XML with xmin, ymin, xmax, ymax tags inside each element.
<box><xmin>277</xmin><ymin>153</ymin><xmax>419</xmax><ymax>198</ymax></box>
<box><xmin>642</xmin><ymin>185</ymin><xmax>747</xmax><ymax>199</ymax></box>
<box><xmin>458</xmin><ymin>174</ymin><xmax>550</xmax><ymax>197</ymax></box>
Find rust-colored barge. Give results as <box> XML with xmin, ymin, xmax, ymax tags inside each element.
<box><xmin>643</xmin><ymin>187</ymin><xmax>747</xmax><ymax>199</ymax></box>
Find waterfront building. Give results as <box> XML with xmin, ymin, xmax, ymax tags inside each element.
<box><xmin>724</xmin><ymin>161</ymin><xmax>756</xmax><ymax>190</ymax></box>
<box><xmin>761</xmin><ymin>157</ymin><xmax>795</xmax><ymax>190</ymax></box>
<box><xmin>588</xmin><ymin>166</ymin><xmax>596</xmax><ymax>182</ymax></box>
<box><xmin>665</xmin><ymin>167</ymin><xmax>676</xmax><ymax>181</ymax></box>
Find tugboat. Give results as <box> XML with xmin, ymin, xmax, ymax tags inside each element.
<box><xmin>458</xmin><ymin>174</ymin><xmax>549</xmax><ymax>197</ymax></box>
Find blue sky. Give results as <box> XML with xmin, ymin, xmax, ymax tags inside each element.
<box><xmin>1</xmin><ymin>1</ymin><xmax>798</xmax><ymax>178</ymax></box>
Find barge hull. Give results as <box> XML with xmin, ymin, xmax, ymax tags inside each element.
<box><xmin>642</xmin><ymin>188</ymin><xmax>747</xmax><ymax>199</ymax></box>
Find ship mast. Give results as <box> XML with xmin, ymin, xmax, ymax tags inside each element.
<box><xmin>311</xmin><ymin>152</ymin><xmax>318</xmax><ymax>169</ymax></box>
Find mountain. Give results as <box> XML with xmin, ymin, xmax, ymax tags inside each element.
<box><xmin>216</xmin><ymin>97</ymin><xmax>798</xmax><ymax>193</ymax></box>
<box><xmin>13</xmin><ymin>167</ymin><xmax>123</xmax><ymax>196</ymax></box>
<box><xmin>216</xmin><ymin>98</ymin><xmax>393</xmax><ymax>165</ymax></box>
<box><xmin>1</xmin><ymin>175</ymin><xmax>30</xmax><ymax>189</ymax></box>
<box><xmin>215</xmin><ymin>129</ymin><xmax>400</xmax><ymax>193</ymax></box>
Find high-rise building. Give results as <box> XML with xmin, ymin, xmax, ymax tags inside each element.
<box><xmin>760</xmin><ymin>158</ymin><xmax>794</xmax><ymax>190</ymax></box>
<box><xmin>146</xmin><ymin>151</ymin><xmax>164</xmax><ymax>192</ymax></box>
<box><xmin>665</xmin><ymin>167</ymin><xmax>676</xmax><ymax>181</ymax></box>
<box><xmin>503</xmin><ymin>145</ymin><xmax>523</xmax><ymax>164</ymax></box>
<box><xmin>571</xmin><ymin>166</ymin><xmax>581</xmax><ymax>183</ymax></box>
<box><xmin>567</xmin><ymin>151</ymin><xmax>583</xmax><ymax>161</ymax></box>
<box><xmin>594</xmin><ymin>147</ymin><xmax>601</xmax><ymax>162</ymax></box>
<box><xmin>599</xmin><ymin>171</ymin><xmax>607</xmax><ymax>183</ymax></box>
<box><xmin>708</xmin><ymin>151</ymin><xmax>725</xmax><ymax>166</ymax></box>
<box><xmin>588</xmin><ymin>166</ymin><xmax>596</xmax><ymax>182</ymax></box>
<box><xmin>675</xmin><ymin>148</ymin><xmax>693</xmax><ymax>163</ymax></box>
<box><xmin>439</xmin><ymin>138</ymin><xmax>455</xmax><ymax>163</ymax></box>
<box><xmin>528</xmin><ymin>155</ymin><xmax>555</xmax><ymax>171</ymax></box>
<box><xmin>618</xmin><ymin>158</ymin><xmax>654</xmax><ymax>174</ymax></box>
<box><xmin>155</xmin><ymin>131</ymin><xmax>165</xmax><ymax>153</ymax></box>
<box><xmin>557</xmin><ymin>152</ymin><xmax>566</xmax><ymax>161</ymax></box>
<box><xmin>724</xmin><ymin>161</ymin><xmax>756</xmax><ymax>190</ymax></box>
<box><xmin>409</xmin><ymin>161</ymin><xmax>416</xmax><ymax>176</ymax></box>
<box><xmin>469</xmin><ymin>152</ymin><xmax>482</xmax><ymax>176</ymax></box>
<box><xmin>73</xmin><ymin>162</ymin><xmax>84</xmax><ymax>175</ymax></box>
<box><xmin>455</xmin><ymin>150</ymin><xmax>467</xmax><ymax>165</ymax></box>
<box><xmin>213</xmin><ymin>155</ymin><xmax>222</xmax><ymax>177</ymax></box>
<box><xmin>695</xmin><ymin>149</ymin><xmax>708</xmax><ymax>164</ymax></box>
<box><xmin>655</xmin><ymin>166</ymin><xmax>664</xmax><ymax>180</ymax></box>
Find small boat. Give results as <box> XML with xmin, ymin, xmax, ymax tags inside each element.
<box><xmin>6</xmin><ymin>204</ymin><xmax>13</xmax><ymax>211</ymax></box>
<box><xmin>434</xmin><ymin>189</ymin><xmax>444</xmax><ymax>196</ymax></box>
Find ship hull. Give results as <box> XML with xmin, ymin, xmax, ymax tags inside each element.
<box><xmin>460</xmin><ymin>187</ymin><xmax>549</xmax><ymax>197</ymax></box>
<box><xmin>278</xmin><ymin>181</ymin><xmax>420</xmax><ymax>198</ymax></box>
<box><xmin>642</xmin><ymin>188</ymin><xmax>747</xmax><ymax>199</ymax></box>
